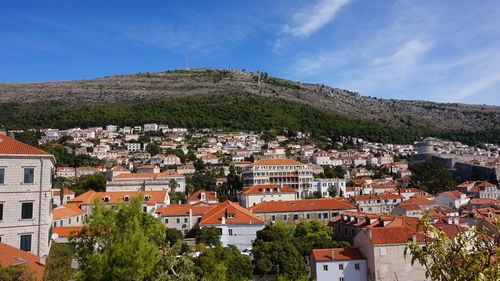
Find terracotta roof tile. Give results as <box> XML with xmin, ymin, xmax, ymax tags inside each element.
<box><xmin>0</xmin><ymin>242</ymin><xmax>45</xmax><ymax>280</ymax></box>
<box><xmin>312</xmin><ymin>248</ymin><xmax>365</xmax><ymax>261</ymax></box>
<box><xmin>52</xmin><ymin>204</ymin><xmax>85</xmax><ymax>219</ymax></box>
<box><xmin>0</xmin><ymin>135</ymin><xmax>50</xmax><ymax>156</ymax></box>
<box><xmin>248</xmin><ymin>158</ymin><xmax>305</xmax><ymax>166</ymax></box>
<box><xmin>187</xmin><ymin>190</ymin><xmax>218</xmax><ymax>202</ymax></box>
<box><xmin>237</xmin><ymin>184</ymin><xmax>298</xmax><ymax>195</ymax></box>
<box><xmin>366</xmin><ymin>226</ymin><xmax>425</xmax><ymax>244</ymax></box>
<box><xmin>200</xmin><ymin>200</ymin><xmax>264</xmax><ymax>225</ymax></box>
<box><xmin>250</xmin><ymin>198</ymin><xmax>356</xmax><ymax>213</ymax></box>
<box><xmin>69</xmin><ymin>190</ymin><xmax>168</xmax><ymax>205</ymax></box>
<box><xmin>52</xmin><ymin>226</ymin><xmax>84</xmax><ymax>238</ymax></box>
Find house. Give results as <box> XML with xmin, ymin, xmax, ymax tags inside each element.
<box><xmin>0</xmin><ymin>135</ymin><xmax>55</xmax><ymax>258</ymax></box>
<box><xmin>105</xmin><ymin>165</ymin><xmax>130</xmax><ymax>180</ymax></box>
<box><xmin>391</xmin><ymin>197</ymin><xmax>440</xmax><ymax>217</ymax></box>
<box><xmin>126</xmin><ymin>142</ymin><xmax>142</xmax><ymax>152</ymax></box>
<box><xmin>350</xmin><ymin>194</ymin><xmax>404</xmax><ymax>214</ymax></box>
<box><xmin>107</xmin><ymin>170</ymin><xmax>186</xmax><ymax>193</ymax></box>
<box><xmin>75</xmin><ymin>166</ymin><xmax>105</xmax><ymax>177</ymax></box>
<box><xmin>177</xmin><ymin>165</ymin><xmax>196</xmax><ymax>174</ymax></box>
<box><xmin>187</xmin><ymin>190</ymin><xmax>218</xmax><ymax>205</ymax></box>
<box><xmin>136</xmin><ymin>164</ymin><xmax>160</xmax><ymax>174</ymax></box>
<box><xmin>236</xmin><ymin>184</ymin><xmax>298</xmax><ymax>208</ymax></box>
<box><xmin>55</xmin><ymin>167</ymin><xmax>76</xmax><ymax>178</ymax></box>
<box><xmin>353</xmin><ymin>226</ymin><xmax>428</xmax><ymax>281</ymax></box>
<box><xmin>242</xmin><ymin>158</ymin><xmax>314</xmax><ymax>198</ymax></box>
<box><xmin>51</xmin><ymin>203</ymin><xmax>86</xmax><ymax>228</ymax></box>
<box><xmin>250</xmin><ymin>198</ymin><xmax>357</xmax><ymax>224</ymax></box>
<box><xmin>201</xmin><ymin>153</ymin><xmax>220</xmax><ymax>164</ymax></box>
<box><xmin>143</xmin><ymin>123</ymin><xmax>159</xmax><ymax>132</ymax></box>
<box><xmin>435</xmin><ymin>190</ymin><xmax>470</xmax><ymax>209</ymax></box>
<box><xmin>313</xmin><ymin>178</ymin><xmax>347</xmax><ymax>198</ymax></box>
<box><xmin>457</xmin><ymin>181</ymin><xmax>499</xmax><ymax>199</ymax></box>
<box><xmin>329</xmin><ymin>212</ymin><xmax>419</xmax><ymax>244</ymax></box>
<box><xmin>67</xmin><ymin>190</ymin><xmax>170</xmax><ymax>215</ymax></box>
<box><xmin>164</xmin><ymin>154</ymin><xmax>181</xmax><ymax>166</ymax></box>
<box><xmin>51</xmin><ymin>188</ymin><xmax>75</xmax><ymax>206</ymax></box>
<box><xmin>0</xmin><ymin>242</ymin><xmax>45</xmax><ymax>280</ymax></box>
<box><xmin>52</xmin><ymin>226</ymin><xmax>84</xmax><ymax>243</ymax></box>
<box><xmin>156</xmin><ymin>203</ymin><xmax>217</xmax><ymax>234</ymax></box>
<box><xmin>199</xmin><ymin>200</ymin><xmax>265</xmax><ymax>250</ymax></box>
<box><xmin>310</xmin><ymin>248</ymin><xmax>367</xmax><ymax>281</ymax></box>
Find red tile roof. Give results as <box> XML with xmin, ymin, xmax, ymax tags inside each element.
<box><xmin>352</xmin><ymin>194</ymin><xmax>403</xmax><ymax>201</ymax></box>
<box><xmin>114</xmin><ymin>170</ymin><xmax>183</xmax><ymax>179</ymax></box>
<box><xmin>52</xmin><ymin>226</ymin><xmax>84</xmax><ymax>238</ymax></box>
<box><xmin>156</xmin><ymin>204</ymin><xmax>217</xmax><ymax>216</ymax></box>
<box><xmin>312</xmin><ymin>248</ymin><xmax>365</xmax><ymax>261</ymax></box>
<box><xmin>0</xmin><ymin>242</ymin><xmax>45</xmax><ymax>280</ymax></box>
<box><xmin>69</xmin><ymin>190</ymin><xmax>168</xmax><ymax>205</ymax></box>
<box><xmin>365</xmin><ymin>226</ymin><xmax>425</xmax><ymax>244</ymax></box>
<box><xmin>401</xmin><ymin>197</ymin><xmax>438</xmax><ymax>206</ymax></box>
<box><xmin>187</xmin><ymin>190</ymin><xmax>218</xmax><ymax>202</ymax></box>
<box><xmin>250</xmin><ymin>198</ymin><xmax>356</xmax><ymax>213</ymax></box>
<box><xmin>0</xmin><ymin>135</ymin><xmax>50</xmax><ymax>156</ymax></box>
<box><xmin>52</xmin><ymin>204</ymin><xmax>85</xmax><ymax>219</ymax></box>
<box><xmin>200</xmin><ymin>200</ymin><xmax>264</xmax><ymax>225</ymax></box>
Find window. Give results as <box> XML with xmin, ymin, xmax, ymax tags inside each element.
<box><xmin>229</xmin><ymin>229</ymin><xmax>233</xmax><ymax>236</ymax></box>
<box><xmin>60</xmin><ymin>221</ymin><xmax>63</xmax><ymax>227</ymax></box>
<box><xmin>165</xmin><ymin>219</ymin><xmax>169</xmax><ymax>224</ymax></box>
<box><xmin>0</xmin><ymin>168</ymin><xmax>4</xmax><ymax>184</ymax></box>
<box><xmin>339</xmin><ymin>264</ymin><xmax>344</xmax><ymax>270</ymax></box>
<box><xmin>318</xmin><ymin>213</ymin><xmax>322</xmax><ymax>219</ymax></box>
<box><xmin>218</xmin><ymin>228</ymin><xmax>222</xmax><ymax>235</ymax></box>
<box><xmin>21</xmin><ymin>202</ymin><xmax>33</xmax><ymax>219</ymax></box>
<box><xmin>355</xmin><ymin>263</ymin><xmax>360</xmax><ymax>270</ymax></box>
<box><xmin>0</xmin><ymin>203</ymin><xmax>3</xmax><ymax>220</ymax></box>
<box><xmin>24</xmin><ymin>168</ymin><xmax>34</xmax><ymax>184</ymax></box>
<box><xmin>323</xmin><ymin>264</ymin><xmax>328</xmax><ymax>271</ymax></box>
<box><xmin>69</xmin><ymin>218</ymin><xmax>72</xmax><ymax>224</ymax></box>
<box><xmin>20</xmin><ymin>234</ymin><xmax>32</xmax><ymax>251</ymax></box>
<box><xmin>379</xmin><ymin>247</ymin><xmax>387</xmax><ymax>256</ymax></box>
<box><xmin>293</xmin><ymin>214</ymin><xmax>299</xmax><ymax>221</ymax></box>
<box><xmin>306</xmin><ymin>214</ymin><xmax>311</xmax><ymax>220</ymax></box>
<box><xmin>271</xmin><ymin>215</ymin><xmax>276</xmax><ymax>222</ymax></box>
<box><xmin>184</xmin><ymin>218</ymin><xmax>188</xmax><ymax>223</ymax></box>
<box><xmin>339</xmin><ymin>278</ymin><xmax>344</xmax><ymax>281</ymax></box>
<box><xmin>324</xmin><ymin>213</ymin><xmax>328</xmax><ymax>218</ymax></box>
<box><xmin>176</xmin><ymin>218</ymin><xmax>180</xmax><ymax>224</ymax></box>
<box><xmin>283</xmin><ymin>214</ymin><xmax>287</xmax><ymax>220</ymax></box>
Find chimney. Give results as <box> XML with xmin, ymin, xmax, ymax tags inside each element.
<box><xmin>367</xmin><ymin>228</ymin><xmax>372</xmax><ymax>240</ymax></box>
<box><xmin>412</xmin><ymin>234</ymin><xmax>417</xmax><ymax>243</ymax></box>
<box><xmin>331</xmin><ymin>249</ymin><xmax>335</xmax><ymax>261</ymax></box>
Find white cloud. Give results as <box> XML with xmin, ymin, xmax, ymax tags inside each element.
<box><xmin>282</xmin><ymin>0</ymin><xmax>351</xmax><ymax>38</ymax></box>
<box><xmin>372</xmin><ymin>40</ymin><xmax>430</xmax><ymax>66</ymax></box>
<box><xmin>449</xmin><ymin>72</ymin><xmax>500</xmax><ymax>102</ymax></box>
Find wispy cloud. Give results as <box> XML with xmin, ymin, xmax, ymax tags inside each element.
<box><xmin>282</xmin><ymin>0</ymin><xmax>351</xmax><ymax>38</ymax></box>
<box><xmin>273</xmin><ymin>0</ymin><xmax>350</xmax><ymax>53</ymax></box>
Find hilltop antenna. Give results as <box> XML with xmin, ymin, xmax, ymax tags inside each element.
<box><xmin>184</xmin><ymin>49</ymin><xmax>190</xmax><ymax>70</ymax></box>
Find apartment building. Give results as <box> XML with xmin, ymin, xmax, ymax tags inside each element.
<box><xmin>249</xmin><ymin>198</ymin><xmax>357</xmax><ymax>225</ymax></box>
<box><xmin>242</xmin><ymin>158</ymin><xmax>314</xmax><ymax>198</ymax></box>
<box><xmin>0</xmin><ymin>135</ymin><xmax>55</xmax><ymax>258</ymax></box>
<box><xmin>313</xmin><ymin>178</ymin><xmax>347</xmax><ymax>198</ymax></box>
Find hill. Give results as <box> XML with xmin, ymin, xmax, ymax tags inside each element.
<box><xmin>0</xmin><ymin>69</ymin><xmax>499</xmax><ymax>144</ymax></box>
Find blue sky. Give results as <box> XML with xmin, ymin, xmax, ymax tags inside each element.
<box><xmin>1</xmin><ymin>0</ymin><xmax>499</xmax><ymax>105</ymax></box>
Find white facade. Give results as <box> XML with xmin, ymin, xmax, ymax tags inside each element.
<box><xmin>311</xmin><ymin>257</ymin><xmax>367</xmax><ymax>281</ymax></box>
<box><xmin>0</xmin><ymin>153</ymin><xmax>55</xmax><ymax>258</ymax></box>
<box><xmin>313</xmin><ymin>178</ymin><xmax>346</xmax><ymax>197</ymax></box>
<box><xmin>126</xmin><ymin>143</ymin><xmax>142</xmax><ymax>152</ymax></box>
<box><xmin>209</xmin><ymin>223</ymin><xmax>264</xmax><ymax>251</ymax></box>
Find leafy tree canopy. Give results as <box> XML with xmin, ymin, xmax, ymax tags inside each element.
<box><xmin>409</xmin><ymin>159</ymin><xmax>456</xmax><ymax>194</ymax></box>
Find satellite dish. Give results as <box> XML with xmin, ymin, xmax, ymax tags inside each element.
<box><xmin>51</xmin><ymin>233</ymin><xmax>59</xmax><ymax>240</ymax></box>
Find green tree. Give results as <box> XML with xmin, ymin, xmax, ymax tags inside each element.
<box><xmin>165</xmin><ymin>228</ymin><xmax>183</xmax><ymax>246</ymax></box>
<box><xmin>43</xmin><ymin>243</ymin><xmax>76</xmax><ymax>281</ymax></box>
<box><xmin>252</xmin><ymin>223</ymin><xmax>307</xmax><ymax>280</ymax></box>
<box><xmin>406</xmin><ymin>215</ymin><xmax>500</xmax><ymax>281</ymax></box>
<box><xmin>70</xmin><ymin>173</ymin><xmax>107</xmax><ymax>195</ymax></box>
<box><xmin>328</xmin><ymin>186</ymin><xmax>338</xmax><ymax>197</ymax></box>
<box><xmin>293</xmin><ymin>220</ymin><xmax>349</xmax><ymax>258</ymax></box>
<box><xmin>146</xmin><ymin>143</ymin><xmax>161</xmax><ymax>156</ymax></box>
<box><xmin>409</xmin><ymin>159</ymin><xmax>456</xmax><ymax>194</ymax></box>
<box><xmin>195</xmin><ymin>227</ymin><xmax>221</xmax><ymax>247</ymax></box>
<box><xmin>192</xmin><ymin>245</ymin><xmax>254</xmax><ymax>281</ymax></box>
<box><xmin>0</xmin><ymin>262</ymin><xmax>36</xmax><ymax>281</ymax></box>
<box><xmin>70</xmin><ymin>195</ymin><xmax>195</xmax><ymax>281</ymax></box>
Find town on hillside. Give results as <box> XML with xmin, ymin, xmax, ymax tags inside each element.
<box><xmin>0</xmin><ymin>124</ymin><xmax>499</xmax><ymax>280</ymax></box>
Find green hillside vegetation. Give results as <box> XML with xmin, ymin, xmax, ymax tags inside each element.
<box><xmin>1</xmin><ymin>94</ymin><xmax>498</xmax><ymax>145</ymax></box>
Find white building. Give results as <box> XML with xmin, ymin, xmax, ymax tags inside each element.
<box><xmin>310</xmin><ymin>248</ymin><xmax>367</xmax><ymax>281</ymax></box>
<box><xmin>199</xmin><ymin>200</ymin><xmax>265</xmax><ymax>250</ymax></box>
<box><xmin>313</xmin><ymin>178</ymin><xmax>346</xmax><ymax>197</ymax></box>
<box><xmin>126</xmin><ymin>143</ymin><xmax>142</xmax><ymax>152</ymax></box>
<box><xmin>0</xmin><ymin>135</ymin><xmax>55</xmax><ymax>258</ymax></box>
<box><xmin>236</xmin><ymin>184</ymin><xmax>298</xmax><ymax>208</ymax></box>
<box><xmin>435</xmin><ymin>190</ymin><xmax>470</xmax><ymax>209</ymax></box>
<box><xmin>107</xmin><ymin>170</ymin><xmax>186</xmax><ymax>193</ymax></box>
<box><xmin>242</xmin><ymin>158</ymin><xmax>314</xmax><ymax>198</ymax></box>
<box><xmin>164</xmin><ymin>154</ymin><xmax>181</xmax><ymax>166</ymax></box>
<box><xmin>143</xmin><ymin>123</ymin><xmax>159</xmax><ymax>132</ymax></box>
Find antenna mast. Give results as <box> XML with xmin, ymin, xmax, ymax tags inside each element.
<box><xmin>184</xmin><ymin>49</ymin><xmax>190</xmax><ymax>70</ymax></box>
